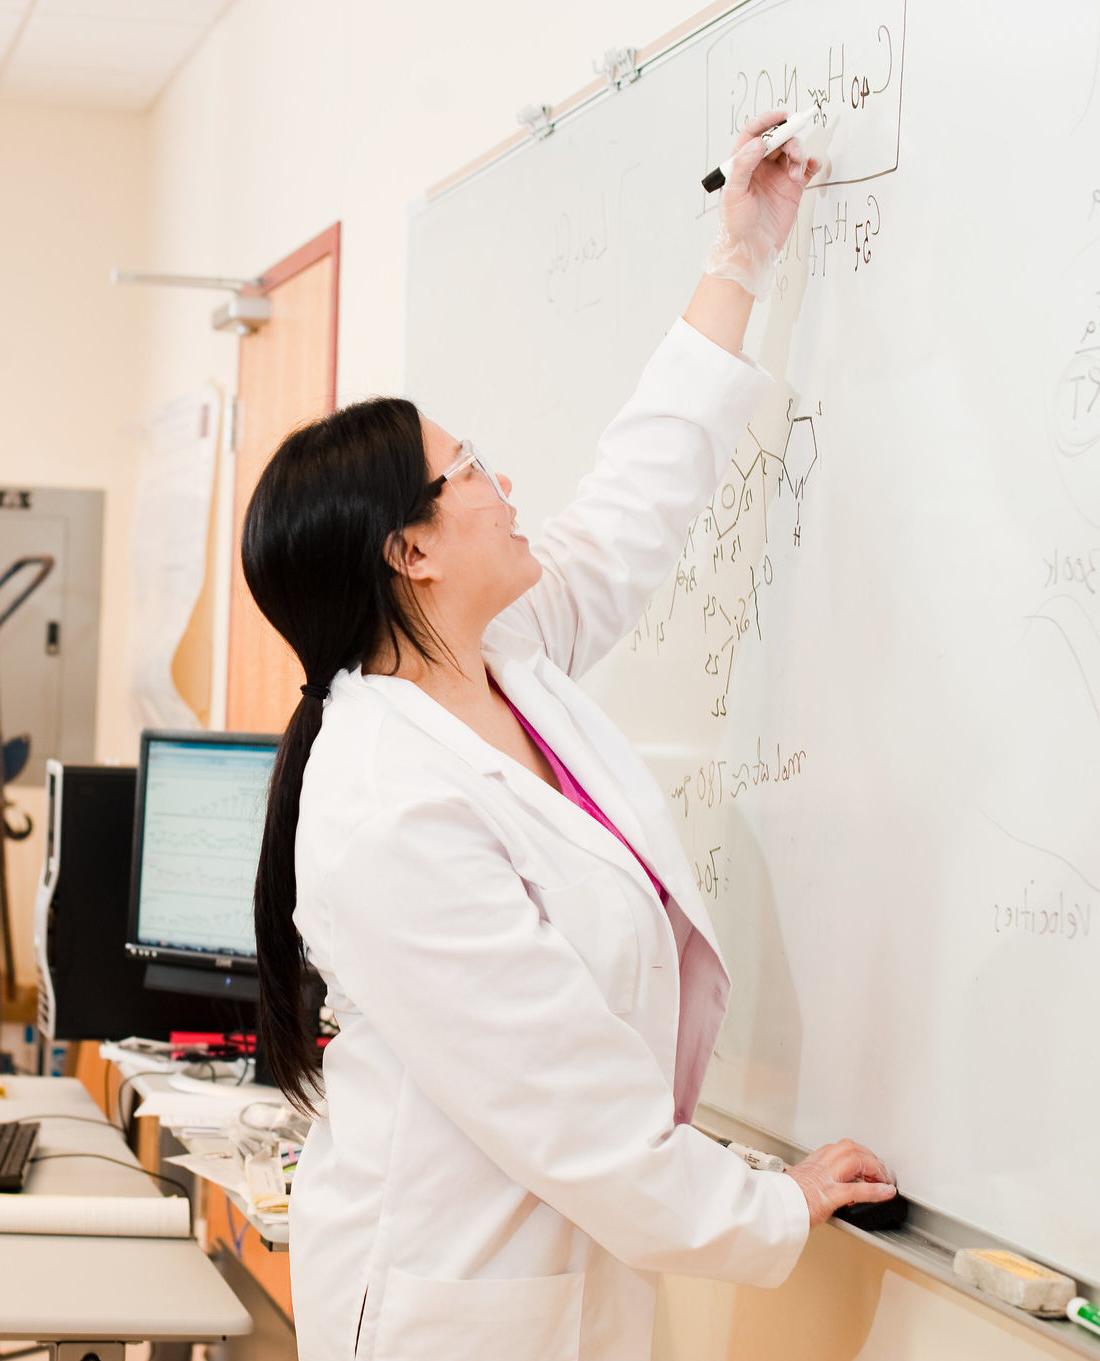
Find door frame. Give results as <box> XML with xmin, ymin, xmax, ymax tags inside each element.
<box><xmin>209</xmin><ymin>223</ymin><xmax>341</xmax><ymax>727</ymax></box>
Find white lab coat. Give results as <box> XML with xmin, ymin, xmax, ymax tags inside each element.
<box><xmin>289</xmin><ymin>317</ymin><xmax>810</xmax><ymax>1361</ymax></box>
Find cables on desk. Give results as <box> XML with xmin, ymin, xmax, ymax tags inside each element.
<box><xmin>110</xmin><ymin>1067</ymin><xmax>179</xmax><ymax>1142</ymax></box>
<box><xmin>13</xmin><ymin>1113</ymin><xmax>119</xmax><ymax>1130</ymax></box>
<box><xmin>14</xmin><ymin>1116</ymin><xmax>195</xmax><ymax>1234</ymax></box>
<box><xmin>29</xmin><ymin>1151</ymin><xmax>190</xmax><ymax>1198</ymax></box>
<box><xmin>28</xmin><ymin>1152</ymin><xmax>192</xmax><ymax>1231</ymax></box>
<box><xmin>109</xmin><ymin>1060</ymin><xmax>251</xmax><ymax>1142</ymax></box>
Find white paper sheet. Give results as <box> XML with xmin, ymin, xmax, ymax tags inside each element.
<box><xmin>128</xmin><ymin>384</ymin><xmax>221</xmax><ymax>728</ymax></box>
<box><xmin>134</xmin><ymin>1090</ymin><xmax>257</xmax><ymax>1132</ymax></box>
<box><xmin>0</xmin><ymin>1194</ymin><xmax>190</xmax><ymax>1238</ymax></box>
<box><xmin>166</xmin><ymin>1150</ymin><xmax>247</xmax><ymax>1198</ymax></box>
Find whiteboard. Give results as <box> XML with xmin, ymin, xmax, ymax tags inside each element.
<box><xmin>406</xmin><ymin>0</ymin><xmax>1100</xmax><ymax>1284</ymax></box>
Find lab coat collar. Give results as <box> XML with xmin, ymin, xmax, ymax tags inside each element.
<box><xmin>347</xmin><ymin>640</ymin><xmax>727</xmax><ymax>974</ymax></box>
<box><xmin>353</xmin><ymin>651</ymin><xmax>661</xmax><ymax>905</ymax></box>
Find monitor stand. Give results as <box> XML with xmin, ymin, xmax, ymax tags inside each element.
<box><xmin>143</xmin><ymin>962</ymin><xmax>307</xmax><ymax>1092</ymax></box>
<box><xmin>144</xmin><ymin>961</ymin><xmax>259</xmax><ymax>1003</ymax></box>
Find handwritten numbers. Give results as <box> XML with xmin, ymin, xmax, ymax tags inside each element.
<box><xmin>693</xmin><ymin>846</ymin><xmax>722</xmax><ymax>899</ymax></box>
<box><xmin>854</xmin><ymin>194</ymin><xmax>881</xmax><ymax>271</ymax></box>
<box><xmin>850</xmin><ymin>73</ymin><xmax>871</xmax><ymax>109</ymax></box>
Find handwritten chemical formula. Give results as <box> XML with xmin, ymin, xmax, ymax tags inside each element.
<box><xmin>703</xmin><ymin>0</ymin><xmax>906</xmax><ymax>196</ymax></box>
<box><xmin>629</xmin><ymin>403</ymin><xmax>822</xmax><ymax>719</ymax></box>
<box><xmin>776</xmin><ymin>190</ymin><xmax>883</xmax><ymax>293</ymax></box>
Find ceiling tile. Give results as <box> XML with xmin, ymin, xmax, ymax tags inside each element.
<box><xmin>10</xmin><ymin>12</ymin><xmax>205</xmax><ymax>70</ymax></box>
<box><xmin>33</xmin><ymin>0</ymin><xmax>228</xmax><ymax>22</ymax></box>
<box><xmin>0</xmin><ymin>62</ymin><xmax>163</xmax><ymax>108</ymax></box>
<box><xmin>0</xmin><ymin>0</ymin><xmax>234</xmax><ymax>110</ymax></box>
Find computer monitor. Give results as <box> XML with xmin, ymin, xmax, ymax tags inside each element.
<box><xmin>126</xmin><ymin>729</ymin><xmax>278</xmax><ymax>1004</ymax></box>
<box><xmin>35</xmin><ymin>760</ymin><xmax>257</xmax><ymax>1045</ymax></box>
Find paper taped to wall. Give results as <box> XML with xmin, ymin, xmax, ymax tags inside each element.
<box><xmin>129</xmin><ymin>384</ymin><xmax>220</xmax><ymax>729</ymax></box>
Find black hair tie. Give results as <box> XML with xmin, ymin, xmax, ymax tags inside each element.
<box><xmin>300</xmin><ymin>682</ymin><xmax>329</xmax><ymax>702</ymax></box>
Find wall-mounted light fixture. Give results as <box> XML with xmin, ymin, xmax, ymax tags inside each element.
<box><xmin>109</xmin><ymin>269</ymin><xmax>272</xmax><ymax>336</ymax></box>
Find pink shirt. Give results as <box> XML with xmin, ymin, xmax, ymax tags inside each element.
<box><xmin>491</xmin><ymin>678</ymin><xmax>691</xmax><ymax>971</ymax></box>
<box><xmin>492</xmin><ymin>679</ymin><xmax>667</xmax><ymax>897</ymax></box>
<box><xmin>492</xmin><ymin>678</ymin><xmax>705</xmax><ymax>1125</ymax></box>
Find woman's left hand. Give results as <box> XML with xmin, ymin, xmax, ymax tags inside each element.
<box><xmin>705</xmin><ymin>108</ymin><xmax>821</xmax><ymax>297</ymax></box>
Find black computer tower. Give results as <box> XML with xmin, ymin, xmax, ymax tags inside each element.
<box><xmin>37</xmin><ymin>762</ymin><xmax>255</xmax><ymax>1041</ymax></box>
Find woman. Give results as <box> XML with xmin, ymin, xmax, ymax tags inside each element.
<box><xmin>243</xmin><ymin>110</ymin><xmax>896</xmax><ymax>1361</ymax></box>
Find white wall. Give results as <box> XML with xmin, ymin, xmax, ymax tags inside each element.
<box><xmin>0</xmin><ymin>101</ymin><xmax>149</xmax><ymax>762</ymax></box>
<box><xmin>0</xmin><ymin>101</ymin><xmax>149</xmax><ymax>986</ymax></box>
<box><xmin>0</xmin><ymin>3</ymin><xmax>1085</xmax><ymax>1357</ymax></box>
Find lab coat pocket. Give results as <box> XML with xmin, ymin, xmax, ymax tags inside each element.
<box><xmin>371</xmin><ymin>1264</ymin><xmax>584</xmax><ymax>1361</ymax></box>
<box><xmin>535</xmin><ymin>868</ymin><xmax>641</xmax><ymax>1014</ymax></box>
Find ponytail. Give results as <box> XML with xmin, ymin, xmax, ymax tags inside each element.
<box><xmin>242</xmin><ymin>397</ymin><xmax>445</xmax><ymax>1115</ymax></box>
<box><xmin>253</xmin><ymin>696</ymin><xmax>325</xmax><ymax>1114</ymax></box>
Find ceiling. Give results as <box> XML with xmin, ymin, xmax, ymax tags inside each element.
<box><xmin>0</xmin><ymin>0</ymin><xmax>236</xmax><ymax>112</ymax></box>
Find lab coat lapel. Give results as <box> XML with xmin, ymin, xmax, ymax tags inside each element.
<box><xmin>482</xmin><ymin>649</ymin><xmax>666</xmax><ymax>904</ymax></box>
<box><xmin>361</xmin><ymin>656</ymin><xmax>659</xmax><ymax>902</ymax></box>
<box><xmin>511</xmin><ymin>650</ymin><xmax>730</xmax><ymax>972</ymax></box>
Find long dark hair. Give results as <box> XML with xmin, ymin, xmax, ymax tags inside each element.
<box><xmin>241</xmin><ymin>397</ymin><xmax>450</xmax><ymax>1113</ymax></box>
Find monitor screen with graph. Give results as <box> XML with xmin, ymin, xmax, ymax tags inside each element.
<box><xmin>126</xmin><ymin>729</ymin><xmax>278</xmax><ymax>973</ymax></box>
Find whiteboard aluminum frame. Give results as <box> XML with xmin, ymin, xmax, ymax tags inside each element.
<box><xmin>695</xmin><ymin>1103</ymin><xmax>1100</xmax><ymax>1356</ymax></box>
<box><xmin>421</xmin><ymin>0</ymin><xmax>758</xmax><ymax>205</ymax></box>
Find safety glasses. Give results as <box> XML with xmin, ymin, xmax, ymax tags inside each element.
<box><xmin>438</xmin><ymin>439</ymin><xmax>510</xmax><ymax>507</ymax></box>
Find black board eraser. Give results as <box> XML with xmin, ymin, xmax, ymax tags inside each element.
<box><xmin>833</xmin><ymin>1193</ymin><xmax>910</xmax><ymax>1231</ymax></box>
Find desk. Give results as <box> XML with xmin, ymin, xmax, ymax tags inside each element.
<box><xmin>0</xmin><ymin>1076</ymin><xmax>252</xmax><ymax>1354</ymax></box>
<box><xmin>110</xmin><ymin>1057</ymin><xmax>290</xmax><ymax>1250</ymax></box>
<box><xmin>97</xmin><ymin>1051</ymin><xmax>295</xmax><ymax>1331</ymax></box>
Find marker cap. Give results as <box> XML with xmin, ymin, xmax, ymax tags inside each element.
<box><xmin>1068</xmin><ymin>1297</ymin><xmax>1100</xmax><ymax>1337</ymax></box>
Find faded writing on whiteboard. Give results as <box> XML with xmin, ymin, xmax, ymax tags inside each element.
<box><xmin>1043</xmin><ymin>548</ymin><xmax>1098</xmax><ymax>594</ymax></box>
<box><xmin>992</xmin><ymin>885</ymin><xmax>1092</xmax><ymax>941</ymax></box>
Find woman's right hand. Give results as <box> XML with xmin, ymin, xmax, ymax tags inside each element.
<box><xmin>783</xmin><ymin>1139</ymin><xmax>897</xmax><ymax>1227</ymax></box>
<box><xmin>704</xmin><ymin>108</ymin><xmax>821</xmax><ymax>297</ymax></box>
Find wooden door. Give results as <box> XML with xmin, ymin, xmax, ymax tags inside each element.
<box><xmin>226</xmin><ymin>224</ymin><xmax>341</xmax><ymax>733</ymax></box>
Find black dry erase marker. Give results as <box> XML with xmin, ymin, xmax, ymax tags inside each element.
<box><xmin>702</xmin><ymin>108</ymin><xmax>816</xmax><ymax>192</ymax></box>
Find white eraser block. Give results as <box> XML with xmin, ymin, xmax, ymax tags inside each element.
<box><xmin>953</xmin><ymin>1249</ymin><xmax>1076</xmax><ymax>1315</ymax></box>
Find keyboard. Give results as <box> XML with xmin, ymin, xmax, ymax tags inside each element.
<box><xmin>0</xmin><ymin>1121</ymin><xmax>40</xmax><ymax>1192</ymax></box>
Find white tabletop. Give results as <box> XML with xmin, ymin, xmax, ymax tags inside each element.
<box><xmin>0</xmin><ymin>1076</ymin><xmax>252</xmax><ymax>1342</ymax></box>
